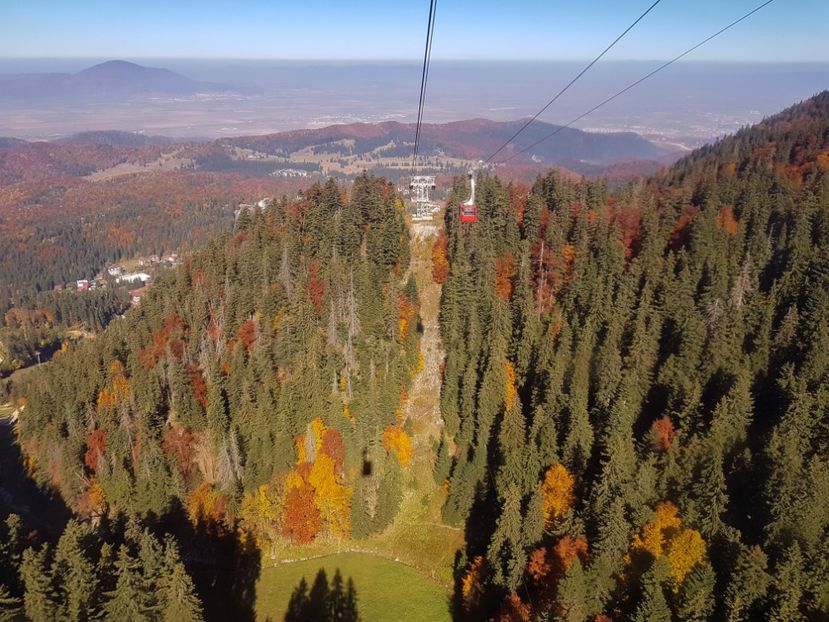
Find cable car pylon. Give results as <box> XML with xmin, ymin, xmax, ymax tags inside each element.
<box><xmin>409</xmin><ymin>0</ymin><xmax>438</xmax><ymax>220</ymax></box>
<box><xmin>410</xmin><ymin>174</ymin><xmax>437</xmax><ymax>220</ymax></box>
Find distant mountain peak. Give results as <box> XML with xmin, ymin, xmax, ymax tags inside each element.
<box><xmin>0</xmin><ymin>60</ymin><xmax>237</xmax><ymax>103</ymax></box>
<box><xmin>71</xmin><ymin>60</ymin><xmax>203</xmax><ymax>90</ymax></box>
<box><xmin>77</xmin><ymin>59</ymin><xmax>144</xmax><ymax>71</ymax></box>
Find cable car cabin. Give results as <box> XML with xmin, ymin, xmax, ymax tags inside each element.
<box><xmin>460</xmin><ymin>171</ymin><xmax>477</xmax><ymax>223</ymax></box>
<box><xmin>460</xmin><ymin>203</ymin><xmax>477</xmax><ymax>222</ymax></box>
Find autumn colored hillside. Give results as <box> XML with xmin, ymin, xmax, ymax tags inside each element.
<box><xmin>1</xmin><ymin>92</ymin><xmax>828</xmax><ymax>622</ymax></box>
<box><xmin>436</xmin><ymin>91</ymin><xmax>829</xmax><ymax>620</ymax></box>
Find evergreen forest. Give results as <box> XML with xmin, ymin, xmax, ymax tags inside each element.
<box><xmin>1</xmin><ymin>93</ymin><xmax>828</xmax><ymax>621</ymax></box>
<box><xmin>437</xmin><ymin>92</ymin><xmax>829</xmax><ymax>621</ymax></box>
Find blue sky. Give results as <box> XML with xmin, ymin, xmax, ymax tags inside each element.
<box><xmin>1</xmin><ymin>0</ymin><xmax>826</xmax><ymax>62</ymax></box>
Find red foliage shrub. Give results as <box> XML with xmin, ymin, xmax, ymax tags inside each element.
<box><xmin>84</xmin><ymin>429</ymin><xmax>108</xmax><ymax>472</ymax></box>
<box><xmin>320</xmin><ymin>428</ymin><xmax>346</xmax><ymax>473</ymax></box>
<box><xmin>496</xmin><ymin>593</ymin><xmax>531</xmax><ymax>622</ymax></box>
<box><xmin>609</xmin><ymin>201</ymin><xmax>643</xmax><ymax>260</ymax></box>
<box><xmin>509</xmin><ymin>183</ymin><xmax>529</xmax><ymax>224</ymax></box>
<box><xmin>553</xmin><ymin>534</ymin><xmax>589</xmax><ymax>573</ymax></box>
<box><xmin>716</xmin><ymin>205</ymin><xmax>739</xmax><ymax>236</ymax></box>
<box><xmin>187</xmin><ymin>364</ymin><xmax>208</xmax><ymax>411</ymax></box>
<box><xmin>141</xmin><ymin>313</ymin><xmax>186</xmax><ymax>369</ymax></box>
<box><xmin>168</xmin><ymin>339</ymin><xmax>185</xmax><ymax>361</ymax></box>
<box><xmin>308</xmin><ymin>259</ymin><xmax>325</xmax><ymax>312</ymax></box>
<box><xmin>281</xmin><ymin>480</ymin><xmax>323</xmax><ymax>544</ymax></box>
<box><xmin>495</xmin><ymin>252</ymin><xmax>516</xmax><ymax>301</ymax></box>
<box><xmin>527</xmin><ymin>547</ymin><xmax>552</xmax><ymax>582</ymax></box>
<box><xmin>163</xmin><ymin>425</ymin><xmax>197</xmax><ymax>474</ymax></box>
<box><xmin>398</xmin><ymin>293</ymin><xmax>417</xmax><ymax>340</ymax></box>
<box><xmin>669</xmin><ymin>206</ymin><xmax>700</xmax><ymax>251</ymax></box>
<box><xmin>651</xmin><ymin>415</ymin><xmax>676</xmax><ymax>451</ymax></box>
<box><xmin>236</xmin><ymin>319</ymin><xmax>257</xmax><ymax>352</ymax></box>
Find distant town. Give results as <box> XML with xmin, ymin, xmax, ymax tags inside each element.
<box><xmin>58</xmin><ymin>252</ymin><xmax>180</xmax><ymax>307</ymax></box>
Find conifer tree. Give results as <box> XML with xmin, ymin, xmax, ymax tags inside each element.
<box><xmin>103</xmin><ymin>546</ymin><xmax>154</xmax><ymax>622</ymax></box>
<box><xmin>0</xmin><ymin>584</ymin><xmax>22</xmax><ymax>622</ymax></box>
<box><xmin>633</xmin><ymin>566</ymin><xmax>671</xmax><ymax>622</ymax></box>
<box><xmin>159</xmin><ymin>559</ymin><xmax>203</xmax><ymax>622</ymax></box>
<box><xmin>20</xmin><ymin>547</ymin><xmax>55</xmax><ymax>622</ymax></box>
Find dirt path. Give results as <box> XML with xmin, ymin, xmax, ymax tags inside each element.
<box><xmin>270</xmin><ymin>211</ymin><xmax>462</xmax><ymax>586</ymax></box>
<box><xmin>402</xmin><ymin>214</ymin><xmax>445</xmax><ymax>477</ymax></box>
<box><xmin>362</xmin><ymin>212</ymin><xmax>464</xmax><ymax>580</ymax></box>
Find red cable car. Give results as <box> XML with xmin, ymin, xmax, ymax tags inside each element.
<box><xmin>459</xmin><ymin>172</ymin><xmax>477</xmax><ymax>223</ymax></box>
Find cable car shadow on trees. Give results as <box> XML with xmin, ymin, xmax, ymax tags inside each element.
<box><xmin>361</xmin><ymin>448</ymin><xmax>372</xmax><ymax>477</ymax></box>
<box><xmin>283</xmin><ymin>567</ymin><xmax>361</xmax><ymax>622</ymax></box>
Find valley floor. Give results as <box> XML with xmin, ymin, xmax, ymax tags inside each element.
<box><xmin>255</xmin><ymin>552</ymin><xmax>451</xmax><ymax>622</ymax></box>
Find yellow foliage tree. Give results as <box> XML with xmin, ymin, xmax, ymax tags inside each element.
<box><xmin>382</xmin><ymin>425</ymin><xmax>413</xmax><ymax>466</ymax></box>
<box><xmin>631</xmin><ymin>501</ymin><xmax>681</xmax><ymax>558</ymax></box>
<box><xmin>96</xmin><ymin>360</ymin><xmax>130</xmax><ymax>410</ymax></box>
<box><xmin>308</xmin><ymin>453</ymin><xmax>352</xmax><ymax>538</ymax></box>
<box><xmin>294</xmin><ymin>434</ymin><xmax>307</xmax><ymax>465</ymax></box>
<box><xmin>461</xmin><ymin>556</ymin><xmax>487</xmax><ymax>613</ymax></box>
<box><xmin>630</xmin><ymin>501</ymin><xmax>707</xmax><ymax>590</ymax></box>
<box><xmin>284</xmin><ymin>468</ymin><xmax>305</xmax><ymax>491</ymax></box>
<box><xmin>78</xmin><ymin>478</ymin><xmax>106</xmax><ymax>517</ymax></box>
<box><xmin>666</xmin><ymin>528</ymin><xmax>707</xmax><ymax>588</ymax></box>
<box><xmin>187</xmin><ymin>482</ymin><xmax>222</xmax><ymax>525</ymax></box>
<box><xmin>541</xmin><ymin>463</ymin><xmax>574</xmax><ymax>527</ymax></box>
<box><xmin>239</xmin><ymin>484</ymin><xmax>281</xmax><ymax>549</ymax></box>
<box><xmin>504</xmin><ymin>361</ymin><xmax>517</xmax><ymax>411</ymax></box>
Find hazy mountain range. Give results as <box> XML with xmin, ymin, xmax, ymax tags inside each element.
<box><xmin>0</xmin><ymin>59</ymin><xmax>826</xmax><ymax>144</ymax></box>
<box><xmin>0</xmin><ymin>60</ymin><xmax>238</xmax><ymax>102</ymax></box>
<box><xmin>0</xmin><ymin>116</ymin><xmax>679</xmax><ymax>188</ymax></box>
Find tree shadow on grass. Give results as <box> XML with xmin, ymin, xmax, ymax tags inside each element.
<box><xmin>284</xmin><ymin>567</ymin><xmax>360</xmax><ymax>622</ymax></box>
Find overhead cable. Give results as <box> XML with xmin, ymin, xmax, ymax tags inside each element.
<box><xmin>485</xmin><ymin>0</ymin><xmax>663</xmax><ymax>163</ymax></box>
<box><xmin>497</xmin><ymin>0</ymin><xmax>778</xmax><ymax>164</ymax></box>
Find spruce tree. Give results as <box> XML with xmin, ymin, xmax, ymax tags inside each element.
<box><xmin>102</xmin><ymin>546</ymin><xmax>153</xmax><ymax>622</ymax></box>
<box><xmin>633</xmin><ymin>566</ymin><xmax>671</xmax><ymax>622</ymax></box>
<box><xmin>20</xmin><ymin>547</ymin><xmax>55</xmax><ymax>622</ymax></box>
<box><xmin>159</xmin><ymin>560</ymin><xmax>203</xmax><ymax>622</ymax></box>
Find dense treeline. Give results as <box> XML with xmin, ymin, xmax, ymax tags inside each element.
<box><xmin>0</xmin><ymin>191</ymin><xmax>230</xmax><ymax>315</ymax></box>
<box><xmin>13</xmin><ymin>175</ymin><xmax>419</xmax><ymax>554</ymax></box>
<box><xmin>0</xmin><ymin>514</ymin><xmax>204</xmax><ymax>621</ymax></box>
<box><xmin>1</xmin><ymin>289</ymin><xmax>129</xmax><ymax>377</ymax></box>
<box><xmin>437</xmin><ymin>93</ymin><xmax>829</xmax><ymax>620</ymax></box>
<box><xmin>0</xmin><ymin>171</ymin><xmax>306</xmax><ymax>320</ymax></box>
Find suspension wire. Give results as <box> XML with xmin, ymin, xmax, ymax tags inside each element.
<box><xmin>497</xmin><ymin>0</ymin><xmax>778</xmax><ymax>165</ymax></box>
<box><xmin>411</xmin><ymin>0</ymin><xmax>438</xmax><ymax>175</ymax></box>
<box><xmin>485</xmin><ymin>0</ymin><xmax>663</xmax><ymax>164</ymax></box>
<box><xmin>415</xmin><ymin>0</ymin><xmax>437</xmax><ymax>169</ymax></box>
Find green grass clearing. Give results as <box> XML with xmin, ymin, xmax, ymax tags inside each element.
<box><xmin>255</xmin><ymin>552</ymin><xmax>451</xmax><ymax>622</ymax></box>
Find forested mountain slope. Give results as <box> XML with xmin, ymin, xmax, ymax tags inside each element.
<box><xmin>437</xmin><ymin>92</ymin><xmax>829</xmax><ymax>620</ymax></box>
<box><xmin>3</xmin><ymin>175</ymin><xmax>420</xmax><ymax>618</ymax></box>
<box><xmin>17</xmin><ymin>174</ymin><xmax>418</xmax><ymax>529</ymax></box>
<box><xmin>3</xmin><ymin>92</ymin><xmax>828</xmax><ymax>621</ymax></box>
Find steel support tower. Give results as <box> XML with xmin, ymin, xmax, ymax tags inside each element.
<box><xmin>409</xmin><ymin>175</ymin><xmax>436</xmax><ymax>218</ymax></box>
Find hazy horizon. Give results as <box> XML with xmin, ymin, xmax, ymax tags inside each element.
<box><xmin>0</xmin><ymin>59</ymin><xmax>827</xmax><ymax>146</ymax></box>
